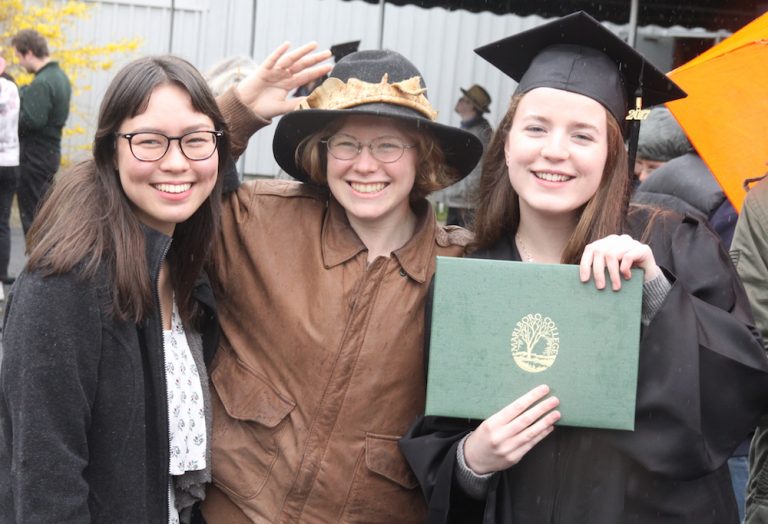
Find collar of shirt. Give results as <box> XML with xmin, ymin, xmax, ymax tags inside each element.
<box><xmin>320</xmin><ymin>196</ymin><xmax>436</xmax><ymax>283</ymax></box>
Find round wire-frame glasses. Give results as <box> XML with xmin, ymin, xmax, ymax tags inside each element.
<box><xmin>321</xmin><ymin>133</ymin><xmax>416</xmax><ymax>163</ymax></box>
<box><xmin>116</xmin><ymin>130</ymin><xmax>224</xmax><ymax>162</ymax></box>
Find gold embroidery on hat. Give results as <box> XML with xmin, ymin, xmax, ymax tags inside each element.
<box><xmin>510</xmin><ymin>313</ymin><xmax>559</xmax><ymax>373</ymax></box>
<box><xmin>299</xmin><ymin>74</ymin><xmax>438</xmax><ymax>121</ymax></box>
<box><xmin>626</xmin><ymin>96</ymin><xmax>650</xmax><ymax>121</ymax></box>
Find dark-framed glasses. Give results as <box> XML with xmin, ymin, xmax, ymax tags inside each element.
<box><xmin>322</xmin><ymin>134</ymin><xmax>416</xmax><ymax>163</ymax></box>
<box><xmin>115</xmin><ymin>130</ymin><xmax>224</xmax><ymax>162</ymax></box>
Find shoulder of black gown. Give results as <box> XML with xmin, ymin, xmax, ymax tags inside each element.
<box><xmin>604</xmin><ymin>205</ymin><xmax>768</xmax><ymax>479</ymax></box>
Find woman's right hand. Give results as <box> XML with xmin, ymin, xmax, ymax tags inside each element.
<box><xmin>236</xmin><ymin>41</ymin><xmax>332</xmax><ymax>120</ymax></box>
<box><xmin>463</xmin><ymin>385</ymin><xmax>560</xmax><ymax>475</ymax></box>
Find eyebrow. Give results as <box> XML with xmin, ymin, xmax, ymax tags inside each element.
<box><xmin>522</xmin><ymin>114</ymin><xmax>602</xmax><ymax>133</ymax></box>
<box><xmin>125</xmin><ymin>123</ymin><xmax>215</xmax><ymax>134</ymax></box>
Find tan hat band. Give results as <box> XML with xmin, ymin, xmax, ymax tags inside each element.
<box><xmin>300</xmin><ymin>74</ymin><xmax>438</xmax><ymax>121</ymax></box>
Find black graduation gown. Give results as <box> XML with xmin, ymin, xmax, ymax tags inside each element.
<box><xmin>400</xmin><ymin>208</ymin><xmax>768</xmax><ymax>524</ymax></box>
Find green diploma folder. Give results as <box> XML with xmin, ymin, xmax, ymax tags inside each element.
<box><xmin>425</xmin><ymin>256</ymin><xmax>643</xmax><ymax>431</ymax></box>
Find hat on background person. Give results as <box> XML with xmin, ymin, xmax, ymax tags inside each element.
<box><xmin>273</xmin><ymin>49</ymin><xmax>483</xmax><ymax>184</ymax></box>
<box><xmin>637</xmin><ymin>106</ymin><xmax>692</xmax><ymax>162</ymax></box>
<box><xmin>460</xmin><ymin>84</ymin><xmax>491</xmax><ymax>113</ymax></box>
<box><xmin>330</xmin><ymin>41</ymin><xmax>361</xmax><ymax>63</ymax></box>
<box><xmin>205</xmin><ymin>55</ymin><xmax>258</xmax><ymax>97</ymax></box>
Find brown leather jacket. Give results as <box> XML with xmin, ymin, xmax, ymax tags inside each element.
<box><xmin>201</xmin><ymin>179</ymin><xmax>471</xmax><ymax>523</ymax></box>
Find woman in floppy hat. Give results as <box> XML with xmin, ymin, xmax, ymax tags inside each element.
<box><xmin>201</xmin><ymin>48</ymin><xmax>482</xmax><ymax>522</ymax></box>
<box><xmin>400</xmin><ymin>12</ymin><xmax>768</xmax><ymax>523</ymax></box>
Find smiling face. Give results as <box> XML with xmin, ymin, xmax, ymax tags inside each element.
<box><xmin>115</xmin><ymin>83</ymin><xmax>218</xmax><ymax>236</ymax></box>
<box><xmin>504</xmin><ymin>87</ymin><xmax>609</xmax><ymax>222</ymax></box>
<box><xmin>325</xmin><ymin>115</ymin><xmax>418</xmax><ymax>228</ymax></box>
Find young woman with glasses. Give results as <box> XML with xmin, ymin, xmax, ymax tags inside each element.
<box><xmin>196</xmin><ymin>49</ymin><xmax>483</xmax><ymax>522</ymax></box>
<box><xmin>0</xmin><ymin>55</ymin><xmax>229</xmax><ymax>523</ymax></box>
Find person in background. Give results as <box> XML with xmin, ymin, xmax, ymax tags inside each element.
<box><xmin>730</xmin><ymin>175</ymin><xmax>768</xmax><ymax>524</ymax></box>
<box><xmin>400</xmin><ymin>12</ymin><xmax>768</xmax><ymax>523</ymax></box>
<box><xmin>433</xmin><ymin>84</ymin><xmax>493</xmax><ymax>228</ymax></box>
<box><xmin>631</xmin><ymin>105</ymin><xmax>738</xmax><ymax>248</ymax></box>
<box><xmin>199</xmin><ymin>47</ymin><xmax>482</xmax><ymax>522</ymax></box>
<box><xmin>632</xmin><ymin>105</ymin><xmax>745</xmax><ymax>520</ymax></box>
<box><xmin>11</xmin><ymin>29</ymin><xmax>71</xmax><ymax>236</ymax></box>
<box><xmin>633</xmin><ymin>105</ymin><xmax>692</xmax><ymax>183</ymax></box>
<box><xmin>206</xmin><ymin>55</ymin><xmax>259</xmax><ymax>98</ymax></box>
<box><xmin>0</xmin><ymin>55</ymin><xmax>228</xmax><ymax>523</ymax></box>
<box><xmin>0</xmin><ymin>55</ymin><xmax>19</xmax><ymax>286</ymax></box>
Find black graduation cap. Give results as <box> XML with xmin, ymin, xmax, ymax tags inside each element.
<box><xmin>330</xmin><ymin>40</ymin><xmax>361</xmax><ymax>63</ymax></box>
<box><xmin>474</xmin><ymin>11</ymin><xmax>686</xmax><ymax>127</ymax></box>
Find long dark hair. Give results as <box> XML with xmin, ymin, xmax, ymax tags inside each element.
<box><xmin>471</xmin><ymin>94</ymin><xmax>631</xmax><ymax>263</ymax></box>
<box><xmin>26</xmin><ymin>55</ymin><xmax>230</xmax><ymax>326</ymax></box>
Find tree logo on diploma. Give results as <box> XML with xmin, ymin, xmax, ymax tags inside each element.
<box><xmin>510</xmin><ymin>313</ymin><xmax>559</xmax><ymax>372</ymax></box>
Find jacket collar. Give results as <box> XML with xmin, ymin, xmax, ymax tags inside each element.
<box><xmin>142</xmin><ymin>224</ymin><xmax>173</xmax><ymax>286</ymax></box>
<box><xmin>321</xmin><ymin>197</ymin><xmax>436</xmax><ymax>283</ymax></box>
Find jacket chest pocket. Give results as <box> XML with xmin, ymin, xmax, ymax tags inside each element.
<box><xmin>210</xmin><ymin>349</ymin><xmax>295</xmax><ymax>500</ymax></box>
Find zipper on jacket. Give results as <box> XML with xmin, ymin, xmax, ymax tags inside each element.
<box><xmin>152</xmin><ymin>241</ymin><xmax>172</xmax><ymax>524</ymax></box>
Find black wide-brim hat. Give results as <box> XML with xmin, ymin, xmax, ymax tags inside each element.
<box><xmin>273</xmin><ymin>49</ymin><xmax>483</xmax><ymax>185</ymax></box>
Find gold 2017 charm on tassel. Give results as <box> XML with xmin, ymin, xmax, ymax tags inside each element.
<box><xmin>626</xmin><ymin>96</ymin><xmax>650</xmax><ymax>121</ymax></box>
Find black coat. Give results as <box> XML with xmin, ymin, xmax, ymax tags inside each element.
<box><xmin>0</xmin><ymin>227</ymin><xmax>218</xmax><ymax>523</ymax></box>
<box><xmin>400</xmin><ymin>207</ymin><xmax>768</xmax><ymax>524</ymax></box>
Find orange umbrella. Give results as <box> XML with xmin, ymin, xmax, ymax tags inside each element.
<box><xmin>666</xmin><ymin>12</ymin><xmax>768</xmax><ymax>212</ymax></box>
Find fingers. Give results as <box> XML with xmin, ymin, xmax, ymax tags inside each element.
<box><xmin>276</xmin><ymin>42</ymin><xmax>332</xmax><ymax>73</ymax></box>
<box><xmin>580</xmin><ymin>234</ymin><xmax>656</xmax><ymax>290</ymax></box>
<box><xmin>290</xmin><ymin>63</ymin><xmax>334</xmax><ymax>89</ymax></box>
<box><xmin>262</xmin><ymin>41</ymin><xmax>292</xmax><ymax>69</ymax></box>
<box><xmin>286</xmin><ymin>48</ymin><xmax>332</xmax><ymax>74</ymax></box>
<box><xmin>464</xmin><ymin>387</ymin><xmax>560</xmax><ymax>474</ymax></box>
<box><xmin>491</xmin><ymin>384</ymin><xmax>552</xmax><ymax>425</ymax></box>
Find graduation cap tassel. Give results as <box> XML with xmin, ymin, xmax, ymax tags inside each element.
<box><xmin>625</xmin><ymin>84</ymin><xmax>649</xmax><ymax>180</ymax></box>
<box><xmin>626</xmin><ymin>117</ymin><xmax>641</xmax><ymax>180</ymax></box>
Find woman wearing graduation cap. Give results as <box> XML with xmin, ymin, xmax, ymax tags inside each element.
<box><xmin>200</xmin><ymin>48</ymin><xmax>483</xmax><ymax>522</ymax></box>
<box><xmin>400</xmin><ymin>12</ymin><xmax>768</xmax><ymax>523</ymax></box>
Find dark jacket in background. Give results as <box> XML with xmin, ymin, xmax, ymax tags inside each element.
<box><xmin>632</xmin><ymin>152</ymin><xmax>738</xmax><ymax>248</ymax></box>
<box><xmin>0</xmin><ymin>227</ymin><xmax>218</xmax><ymax>523</ymax></box>
<box><xmin>18</xmin><ymin>60</ymin><xmax>70</xmax><ymax>149</ymax></box>
<box><xmin>17</xmin><ymin>60</ymin><xmax>71</xmax><ymax>234</ymax></box>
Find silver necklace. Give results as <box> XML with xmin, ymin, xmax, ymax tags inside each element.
<box><xmin>515</xmin><ymin>232</ymin><xmax>535</xmax><ymax>262</ymax></box>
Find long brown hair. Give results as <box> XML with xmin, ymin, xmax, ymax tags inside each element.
<box><xmin>26</xmin><ymin>55</ymin><xmax>230</xmax><ymax>326</ymax></box>
<box><xmin>472</xmin><ymin>94</ymin><xmax>631</xmax><ymax>263</ymax></box>
<box><xmin>296</xmin><ymin>116</ymin><xmax>456</xmax><ymax>201</ymax></box>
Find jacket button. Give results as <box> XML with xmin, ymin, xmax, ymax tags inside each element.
<box><xmin>399</xmin><ymin>268</ymin><xmax>407</xmax><ymax>277</ymax></box>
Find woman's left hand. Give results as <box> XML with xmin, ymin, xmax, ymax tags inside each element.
<box><xmin>236</xmin><ymin>41</ymin><xmax>332</xmax><ymax>120</ymax></box>
<box><xmin>579</xmin><ymin>234</ymin><xmax>660</xmax><ymax>290</ymax></box>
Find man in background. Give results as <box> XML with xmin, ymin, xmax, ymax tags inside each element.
<box><xmin>433</xmin><ymin>84</ymin><xmax>492</xmax><ymax>228</ymax></box>
<box><xmin>12</xmin><ymin>29</ymin><xmax>71</xmax><ymax>235</ymax></box>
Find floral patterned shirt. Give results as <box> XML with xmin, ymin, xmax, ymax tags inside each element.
<box><xmin>164</xmin><ymin>300</ymin><xmax>206</xmax><ymax>523</ymax></box>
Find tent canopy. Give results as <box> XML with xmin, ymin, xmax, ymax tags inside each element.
<box><xmin>344</xmin><ymin>0</ymin><xmax>764</xmax><ymax>32</ymax></box>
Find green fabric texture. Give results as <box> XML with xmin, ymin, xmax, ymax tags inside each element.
<box><xmin>18</xmin><ymin>61</ymin><xmax>71</xmax><ymax>149</ymax></box>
